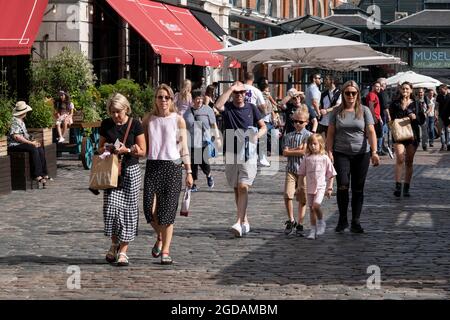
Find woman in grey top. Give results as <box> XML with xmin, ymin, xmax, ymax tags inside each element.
<box><xmin>327</xmin><ymin>81</ymin><xmax>380</xmax><ymax>234</ymax></box>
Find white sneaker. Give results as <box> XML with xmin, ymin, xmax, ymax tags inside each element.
<box><xmin>259</xmin><ymin>156</ymin><xmax>270</xmax><ymax>167</ymax></box>
<box><xmin>316</xmin><ymin>220</ymin><xmax>326</xmax><ymax>236</ymax></box>
<box><xmin>58</xmin><ymin>137</ymin><xmax>65</xmax><ymax>143</ymax></box>
<box><xmin>231</xmin><ymin>223</ymin><xmax>242</xmax><ymax>238</ymax></box>
<box><xmin>307</xmin><ymin>227</ymin><xmax>316</xmax><ymax>240</ymax></box>
<box><xmin>241</xmin><ymin>222</ymin><xmax>250</xmax><ymax>235</ymax></box>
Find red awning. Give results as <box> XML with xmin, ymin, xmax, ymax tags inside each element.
<box><xmin>0</xmin><ymin>0</ymin><xmax>48</xmax><ymax>56</ymax></box>
<box><xmin>165</xmin><ymin>4</ymin><xmax>222</xmax><ymax>67</ymax></box>
<box><xmin>106</xmin><ymin>0</ymin><xmax>193</xmax><ymax>65</ymax></box>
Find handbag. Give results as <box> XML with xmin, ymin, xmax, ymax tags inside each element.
<box><xmin>89</xmin><ymin>154</ymin><xmax>120</xmax><ymax>189</ymax></box>
<box><xmin>389</xmin><ymin>117</ymin><xmax>414</xmax><ymax>142</ymax></box>
<box><xmin>118</xmin><ymin>118</ymin><xmax>133</xmax><ymax>177</ymax></box>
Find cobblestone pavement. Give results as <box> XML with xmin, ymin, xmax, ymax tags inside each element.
<box><xmin>0</xmin><ymin>146</ymin><xmax>449</xmax><ymax>300</ymax></box>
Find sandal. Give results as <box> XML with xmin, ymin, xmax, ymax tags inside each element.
<box><xmin>151</xmin><ymin>236</ymin><xmax>162</xmax><ymax>258</ymax></box>
<box><xmin>117</xmin><ymin>252</ymin><xmax>129</xmax><ymax>266</ymax></box>
<box><xmin>35</xmin><ymin>177</ymin><xmax>47</xmax><ymax>189</ymax></box>
<box><xmin>161</xmin><ymin>252</ymin><xmax>173</xmax><ymax>265</ymax></box>
<box><xmin>105</xmin><ymin>243</ymin><xmax>119</xmax><ymax>263</ymax></box>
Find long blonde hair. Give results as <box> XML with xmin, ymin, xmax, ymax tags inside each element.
<box><xmin>335</xmin><ymin>80</ymin><xmax>363</xmax><ymax>119</ymax></box>
<box><xmin>152</xmin><ymin>84</ymin><xmax>176</xmax><ymax>116</ymax></box>
<box><xmin>178</xmin><ymin>79</ymin><xmax>192</xmax><ymax>104</ymax></box>
<box><xmin>306</xmin><ymin>134</ymin><xmax>326</xmax><ymax>155</ymax></box>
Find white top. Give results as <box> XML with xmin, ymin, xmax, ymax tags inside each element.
<box><xmin>147</xmin><ymin>113</ymin><xmax>180</xmax><ymax>161</ymax></box>
<box><xmin>244</xmin><ymin>84</ymin><xmax>265</xmax><ymax>107</ymax></box>
<box><xmin>320</xmin><ymin>89</ymin><xmax>342</xmax><ymax>126</ymax></box>
<box><xmin>427</xmin><ymin>97</ymin><xmax>436</xmax><ymax>117</ymax></box>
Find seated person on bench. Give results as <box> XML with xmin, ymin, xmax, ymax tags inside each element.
<box><xmin>54</xmin><ymin>90</ymin><xmax>74</xmax><ymax>143</ymax></box>
<box><xmin>7</xmin><ymin>101</ymin><xmax>50</xmax><ymax>188</ymax></box>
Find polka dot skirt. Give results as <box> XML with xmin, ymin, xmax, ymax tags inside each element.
<box><xmin>143</xmin><ymin>160</ymin><xmax>182</xmax><ymax>225</ymax></box>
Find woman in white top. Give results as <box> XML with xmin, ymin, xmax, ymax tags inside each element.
<box><xmin>174</xmin><ymin>79</ymin><xmax>192</xmax><ymax>116</ymax></box>
<box><xmin>142</xmin><ymin>84</ymin><xmax>193</xmax><ymax>265</ymax></box>
<box><xmin>426</xmin><ymin>88</ymin><xmax>437</xmax><ymax>147</ymax></box>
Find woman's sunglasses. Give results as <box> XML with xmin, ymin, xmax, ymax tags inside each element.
<box><xmin>157</xmin><ymin>95</ymin><xmax>171</xmax><ymax>100</ymax></box>
<box><xmin>344</xmin><ymin>91</ymin><xmax>358</xmax><ymax>97</ymax></box>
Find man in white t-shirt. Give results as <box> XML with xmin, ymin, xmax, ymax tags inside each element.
<box><xmin>243</xmin><ymin>72</ymin><xmax>270</xmax><ymax>166</ymax></box>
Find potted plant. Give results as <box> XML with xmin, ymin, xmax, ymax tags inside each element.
<box><xmin>25</xmin><ymin>91</ymin><xmax>55</xmax><ymax>147</ymax></box>
<box><xmin>0</xmin><ymin>90</ymin><xmax>13</xmax><ymax>195</ymax></box>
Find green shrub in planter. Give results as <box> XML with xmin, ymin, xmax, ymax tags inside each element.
<box><xmin>25</xmin><ymin>91</ymin><xmax>54</xmax><ymax>128</ymax></box>
<box><xmin>97</xmin><ymin>80</ymin><xmax>154</xmax><ymax>120</ymax></box>
<box><xmin>31</xmin><ymin>47</ymin><xmax>97</xmax><ymax>98</ymax></box>
<box><xmin>140</xmin><ymin>83</ymin><xmax>154</xmax><ymax>116</ymax></box>
<box><xmin>72</xmin><ymin>87</ymin><xmax>102</xmax><ymax>123</ymax></box>
<box><xmin>0</xmin><ymin>96</ymin><xmax>13</xmax><ymax>136</ymax></box>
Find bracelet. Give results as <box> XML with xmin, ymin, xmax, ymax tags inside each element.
<box><xmin>186</xmin><ymin>170</ymin><xmax>192</xmax><ymax>174</ymax></box>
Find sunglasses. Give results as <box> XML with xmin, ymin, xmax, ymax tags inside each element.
<box><xmin>293</xmin><ymin>120</ymin><xmax>307</xmax><ymax>124</ymax></box>
<box><xmin>157</xmin><ymin>95</ymin><xmax>171</xmax><ymax>100</ymax></box>
<box><xmin>344</xmin><ymin>91</ymin><xmax>358</xmax><ymax>97</ymax></box>
<box><xmin>234</xmin><ymin>90</ymin><xmax>247</xmax><ymax>95</ymax></box>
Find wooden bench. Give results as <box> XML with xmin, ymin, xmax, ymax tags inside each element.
<box><xmin>9</xmin><ymin>143</ymin><xmax>57</xmax><ymax>190</ymax></box>
<box><xmin>0</xmin><ymin>156</ymin><xmax>12</xmax><ymax>195</ymax></box>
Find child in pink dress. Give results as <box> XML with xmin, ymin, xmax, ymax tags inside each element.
<box><xmin>298</xmin><ymin>134</ymin><xmax>337</xmax><ymax>240</ymax></box>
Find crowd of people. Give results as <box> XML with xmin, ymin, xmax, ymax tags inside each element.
<box><xmin>5</xmin><ymin>73</ymin><xmax>450</xmax><ymax>265</ymax></box>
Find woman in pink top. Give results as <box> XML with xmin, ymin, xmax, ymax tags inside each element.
<box><xmin>142</xmin><ymin>84</ymin><xmax>193</xmax><ymax>265</ymax></box>
<box><xmin>298</xmin><ymin>134</ymin><xmax>336</xmax><ymax>240</ymax></box>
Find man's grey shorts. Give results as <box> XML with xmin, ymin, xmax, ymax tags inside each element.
<box><xmin>225</xmin><ymin>163</ymin><xmax>257</xmax><ymax>187</ymax></box>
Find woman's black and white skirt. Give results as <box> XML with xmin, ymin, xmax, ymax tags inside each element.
<box><xmin>103</xmin><ymin>163</ymin><xmax>141</xmax><ymax>242</ymax></box>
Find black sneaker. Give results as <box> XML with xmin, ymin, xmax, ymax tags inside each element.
<box><xmin>191</xmin><ymin>184</ymin><xmax>199</xmax><ymax>192</ymax></box>
<box><xmin>430</xmin><ymin>143</ymin><xmax>434</xmax><ymax>147</ymax></box>
<box><xmin>422</xmin><ymin>145</ymin><xmax>427</xmax><ymax>151</ymax></box>
<box><xmin>335</xmin><ymin>222</ymin><xmax>349</xmax><ymax>233</ymax></box>
<box><xmin>350</xmin><ymin>223</ymin><xmax>365</xmax><ymax>234</ymax></box>
<box><xmin>284</xmin><ymin>220</ymin><xmax>297</xmax><ymax>235</ymax></box>
<box><xmin>295</xmin><ymin>224</ymin><xmax>304</xmax><ymax>237</ymax></box>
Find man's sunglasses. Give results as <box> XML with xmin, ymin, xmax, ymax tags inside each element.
<box><xmin>293</xmin><ymin>120</ymin><xmax>307</xmax><ymax>124</ymax></box>
<box><xmin>344</xmin><ymin>91</ymin><xmax>358</xmax><ymax>97</ymax></box>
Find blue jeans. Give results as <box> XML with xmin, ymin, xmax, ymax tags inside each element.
<box><xmin>427</xmin><ymin>117</ymin><xmax>435</xmax><ymax>144</ymax></box>
<box><xmin>439</xmin><ymin>118</ymin><xmax>450</xmax><ymax>146</ymax></box>
<box><xmin>378</xmin><ymin>122</ymin><xmax>388</xmax><ymax>152</ymax></box>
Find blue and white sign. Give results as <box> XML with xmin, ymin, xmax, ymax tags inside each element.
<box><xmin>413</xmin><ymin>48</ymin><xmax>450</xmax><ymax>68</ymax></box>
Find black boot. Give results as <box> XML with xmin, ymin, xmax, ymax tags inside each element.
<box><xmin>394</xmin><ymin>182</ymin><xmax>402</xmax><ymax>197</ymax></box>
<box><xmin>403</xmin><ymin>183</ymin><xmax>410</xmax><ymax>197</ymax></box>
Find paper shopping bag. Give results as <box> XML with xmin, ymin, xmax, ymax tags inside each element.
<box><xmin>89</xmin><ymin>154</ymin><xmax>119</xmax><ymax>190</ymax></box>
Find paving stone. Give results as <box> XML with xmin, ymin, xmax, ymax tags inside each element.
<box><xmin>0</xmin><ymin>148</ymin><xmax>449</xmax><ymax>299</ymax></box>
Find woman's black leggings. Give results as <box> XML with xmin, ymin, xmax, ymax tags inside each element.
<box><xmin>8</xmin><ymin>143</ymin><xmax>48</xmax><ymax>178</ymax></box>
<box><xmin>333</xmin><ymin>151</ymin><xmax>370</xmax><ymax>225</ymax></box>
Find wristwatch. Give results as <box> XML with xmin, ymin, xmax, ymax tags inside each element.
<box><xmin>186</xmin><ymin>170</ymin><xmax>193</xmax><ymax>174</ymax></box>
